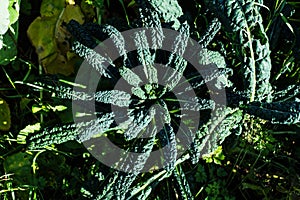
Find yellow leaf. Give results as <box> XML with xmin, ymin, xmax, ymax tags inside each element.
<box><xmin>59</xmin><ymin>5</ymin><xmax>85</xmax><ymax>25</ymax></box>
<box><xmin>27</xmin><ymin>0</ymin><xmax>86</xmax><ymax>76</ymax></box>
<box><xmin>40</xmin><ymin>0</ymin><xmax>65</xmax><ymax>17</ymax></box>
<box><xmin>45</xmin><ymin>53</ymin><xmax>79</xmax><ymax>75</ymax></box>
<box><xmin>27</xmin><ymin>16</ymin><xmax>57</xmax><ymax>67</ymax></box>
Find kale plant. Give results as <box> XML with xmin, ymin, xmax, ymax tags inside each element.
<box><xmin>16</xmin><ymin>0</ymin><xmax>300</xmax><ymax>199</ymax></box>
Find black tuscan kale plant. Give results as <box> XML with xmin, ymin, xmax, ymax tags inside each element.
<box><xmin>17</xmin><ymin>0</ymin><xmax>300</xmax><ymax>199</ymax></box>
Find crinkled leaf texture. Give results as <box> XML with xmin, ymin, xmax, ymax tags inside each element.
<box><xmin>16</xmin><ymin>0</ymin><xmax>300</xmax><ymax>200</ymax></box>
<box><xmin>204</xmin><ymin>0</ymin><xmax>272</xmax><ymax>102</ymax></box>
<box><xmin>244</xmin><ymin>101</ymin><xmax>300</xmax><ymax>124</ymax></box>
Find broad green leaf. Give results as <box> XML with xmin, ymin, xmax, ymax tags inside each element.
<box><xmin>8</xmin><ymin>0</ymin><xmax>20</xmax><ymax>26</ymax></box>
<box><xmin>0</xmin><ymin>23</ymin><xmax>18</xmax><ymax>65</ymax></box>
<box><xmin>3</xmin><ymin>152</ymin><xmax>34</xmax><ymax>184</ymax></box>
<box><xmin>0</xmin><ymin>0</ymin><xmax>19</xmax><ymax>65</ymax></box>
